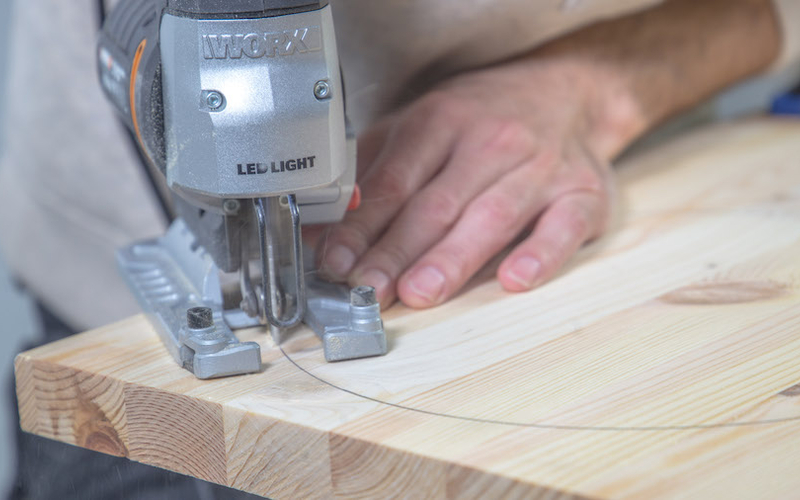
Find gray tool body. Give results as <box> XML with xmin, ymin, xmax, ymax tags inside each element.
<box><xmin>98</xmin><ymin>0</ymin><xmax>387</xmax><ymax>378</ymax></box>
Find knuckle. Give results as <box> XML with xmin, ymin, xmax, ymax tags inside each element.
<box><xmin>330</xmin><ymin>218</ymin><xmax>373</xmax><ymax>252</ymax></box>
<box><xmin>560</xmin><ymin>205</ymin><xmax>592</xmax><ymax>239</ymax></box>
<box><xmin>432</xmin><ymin>245</ymin><xmax>470</xmax><ymax>275</ymax></box>
<box><xmin>374</xmin><ymin>167</ymin><xmax>411</xmax><ymax>201</ymax></box>
<box><xmin>584</xmin><ymin>171</ymin><xmax>608</xmax><ymax>195</ymax></box>
<box><xmin>572</xmin><ymin>162</ymin><xmax>610</xmax><ymax>195</ymax></box>
<box><xmin>415</xmin><ymin>193</ymin><xmax>462</xmax><ymax>229</ymax></box>
<box><xmin>537</xmin><ymin>146</ymin><xmax>562</xmax><ymax>169</ymax></box>
<box><xmin>482</xmin><ymin>120</ymin><xmax>535</xmax><ymax>154</ymax></box>
<box><xmin>369</xmin><ymin>244</ymin><xmax>412</xmax><ymax>273</ymax></box>
<box><xmin>471</xmin><ymin>194</ymin><xmax>522</xmax><ymax>232</ymax></box>
<box><xmin>524</xmin><ymin>146</ymin><xmax>561</xmax><ymax>180</ymax></box>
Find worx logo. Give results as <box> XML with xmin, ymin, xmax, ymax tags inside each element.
<box><xmin>202</xmin><ymin>27</ymin><xmax>322</xmax><ymax>59</ymax></box>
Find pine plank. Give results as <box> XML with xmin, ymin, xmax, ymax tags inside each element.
<box><xmin>15</xmin><ymin>118</ymin><xmax>800</xmax><ymax>499</ymax></box>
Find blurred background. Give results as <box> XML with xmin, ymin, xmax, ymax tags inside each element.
<box><xmin>0</xmin><ymin>0</ymin><xmax>798</xmax><ymax>496</ymax></box>
<box><xmin>0</xmin><ymin>1</ymin><xmax>43</xmax><ymax>495</ymax></box>
<box><xmin>0</xmin><ymin>1</ymin><xmax>43</xmax><ymax>493</ymax></box>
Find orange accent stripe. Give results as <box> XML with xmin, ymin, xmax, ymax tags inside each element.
<box><xmin>347</xmin><ymin>183</ymin><xmax>362</xmax><ymax>211</ymax></box>
<box><xmin>130</xmin><ymin>39</ymin><xmax>149</xmax><ymax>159</ymax></box>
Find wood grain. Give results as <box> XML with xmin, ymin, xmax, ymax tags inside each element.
<box><xmin>15</xmin><ymin>118</ymin><xmax>800</xmax><ymax>499</ymax></box>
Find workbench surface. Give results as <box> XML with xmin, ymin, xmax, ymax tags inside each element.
<box><xmin>15</xmin><ymin>119</ymin><xmax>800</xmax><ymax>499</ymax></box>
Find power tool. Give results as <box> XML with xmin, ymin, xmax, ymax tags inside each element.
<box><xmin>97</xmin><ymin>0</ymin><xmax>387</xmax><ymax>378</ymax></box>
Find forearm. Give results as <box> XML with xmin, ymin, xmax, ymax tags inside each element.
<box><xmin>530</xmin><ymin>0</ymin><xmax>782</xmax><ymax>158</ymax></box>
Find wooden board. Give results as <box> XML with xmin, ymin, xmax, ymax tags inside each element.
<box><xmin>15</xmin><ymin>118</ymin><xmax>800</xmax><ymax>499</ymax></box>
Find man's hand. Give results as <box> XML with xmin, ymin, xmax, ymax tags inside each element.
<box><xmin>316</xmin><ymin>0</ymin><xmax>780</xmax><ymax>309</ymax></box>
<box><xmin>316</xmin><ymin>60</ymin><xmax>638</xmax><ymax>308</ymax></box>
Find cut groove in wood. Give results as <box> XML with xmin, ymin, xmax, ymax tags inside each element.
<box><xmin>14</xmin><ymin>119</ymin><xmax>800</xmax><ymax>499</ymax></box>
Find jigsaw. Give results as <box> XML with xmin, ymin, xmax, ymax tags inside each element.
<box><xmin>97</xmin><ymin>0</ymin><xmax>387</xmax><ymax>379</ymax></box>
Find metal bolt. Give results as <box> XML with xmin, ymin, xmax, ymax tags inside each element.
<box><xmin>350</xmin><ymin>286</ymin><xmax>377</xmax><ymax>307</ymax></box>
<box><xmin>222</xmin><ymin>199</ymin><xmax>241</xmax><ymax>215</ymax></box>
<box><xmin>313</xmin><ymin>80</ymin><xmax>331</xmax><ymax>100</ymax></box>
<box><xmin>206</xmin><ymin>91</ymin><xmax>224</xmax><ymax>110</ymax></box>
<box><xmin>187</xmin><ymin>306</ymin><xmax>214</xmax><ymax>330</ymax></box>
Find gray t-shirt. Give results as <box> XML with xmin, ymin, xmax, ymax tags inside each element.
<box><xmin>1</xmin><ymin>0</ymin><xmax>797</xmax><ymax>330</ymax></box>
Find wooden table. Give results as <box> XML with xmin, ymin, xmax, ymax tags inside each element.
<box><xmin>15</xmin><ymin>119</ymin><xmax>800</xmax><ymax>499</ymax></box>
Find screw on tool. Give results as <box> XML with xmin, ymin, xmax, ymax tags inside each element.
<box><xmin>187</xmin><ymin>306</ymin><xmax>214</xmax><ymax>330</ymax></box>
<box><xmin>223</xmin><ymin>199</ymin><xmax>241</xmax><ymax>215</ymax></box>
<box><xmin>350</xmin><ymin>286</ymin><xmax>377</xmax><ymax>307</ymax></box>
<box><xmin>206</xmin><ymin>91</ymin><xmax>224</xmax><ymax>110</ymax></box>
<box><xmin>314</xmin><ymin>80</ymin><xmax>331</xmax><ymax>100</ymax></box>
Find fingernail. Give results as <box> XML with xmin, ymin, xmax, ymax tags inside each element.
<box><xmin>353</xmin><ymin>268</ymin><xmax>391</xmax><ymax>300</ymax></box>
<box><xmin>508</xmin><ymin>257</ymin><xmax>542</xmax><ymax>288</ymax></box>
<box><xmin>407</xmin><ymin>266</ymin><xmax>446</xmax><ymax>304</ymax></box>
<box><xmin>321</xmin><ymin>245</ymin><xmax>356</xmax><ymax>279</ymax></box>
